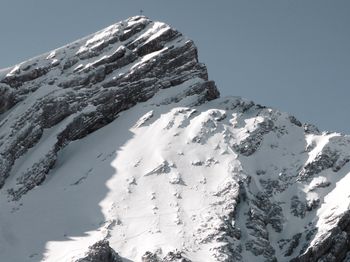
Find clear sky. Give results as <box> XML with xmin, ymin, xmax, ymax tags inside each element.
<box><xmin>1</xmin><ymin>0</ymin><xmax>349</xmax><ymax>133</ymax></box>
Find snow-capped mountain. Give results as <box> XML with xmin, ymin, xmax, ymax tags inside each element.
<box><xmin>0</xmin><ymin>16</ymin><xmax>349</xmax><ymax>262</ymax></box>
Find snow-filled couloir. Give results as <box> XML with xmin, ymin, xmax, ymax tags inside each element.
<box><xmin>0</xmin><ymin>16</ymin><xmax>349</xmax><ymax>262</ymax></box>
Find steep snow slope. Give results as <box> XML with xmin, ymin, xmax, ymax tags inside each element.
<box><xmin>0</xmin><ymin>16</ymin><xmax>350</xmax><ymax>262</ymax></box>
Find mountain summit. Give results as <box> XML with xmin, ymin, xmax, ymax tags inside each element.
<box><xmin>0</xmin><ymin>16</ymin><xmax>349</xmax><ymax>262</ymax></box>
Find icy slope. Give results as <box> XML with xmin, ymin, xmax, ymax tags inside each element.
<box><xmin>0</xmin><ymin>16</ymin><xmax>350</xmax><ymax>262</ymax></box>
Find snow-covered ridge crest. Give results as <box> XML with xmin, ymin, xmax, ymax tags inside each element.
<box><xmin>1</xmin><ymin>16</ymin><xmax>350</xmax><ymax>262</ymax></box>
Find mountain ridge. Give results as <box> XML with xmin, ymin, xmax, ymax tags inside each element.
<box><xmin>0</xmin><ymin>15</ymin><xmax>219</xmax><ymax>199</ymax></box>
<box><xmin>0</xmin><ymin>16</ymin><xmax>349</xmax><ymax>262</ymax></box>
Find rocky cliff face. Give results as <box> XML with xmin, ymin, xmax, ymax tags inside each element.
<box><xmin>0</xmin><ymin>16</ymin><xmax>218</xmax><ymax>200</ymax></box>
<box><xmin>0</xmin><ymin>16</ymin><xmax>349</xmax><ymax>262</ymax></box>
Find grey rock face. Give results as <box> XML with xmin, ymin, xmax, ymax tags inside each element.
<box><xmin>233</xmin><ymin>118</ymin><xmax>274</xmax><ymax>156</ymax></box>
<box><xmin>141</xmin><ymin>251</ymin><xmax>191</xmax><ymax>262</ymax></box>
<box><xmin>163</xmin><ymin>251</ymin><xmax>192</xmax><ymax>262</ymax></box>
<box><xmin>0</xmin><ymin>16</ymin><xmax>219</xmax><ymax>200</ymax></box>
<box><xmin>290</xmin><ymin>195</ymin><xmax>307</xmax><ymax>218</ymax></box>
<box><xmin>244</xmin><ymin>191</ymin><xmax>279</xmax><ymax>261</ymax></box>
<box><xmin>142</xmin><ymin>251</ymin><xmax>161</xmax><ymax>262</ymax></box>
<box><xmin>76</xmin><ymin>240</ymin><xmax>122</xmax><ymax>262</ymax></box>
<box><xmin>292</xmin><ymin>210</ymin><xmax>350</xmax><ymax>262</ymax></box>
<box><xmin>284</xmin><ymin>233</ymin><xmax>302</xmax><ymax>257</ymax></box>
<box><xmin>0</xmin><ymin>84</ymin><xmax>16</xmax><ymax>113</ymax></box>
<box><xmin>300</xmin><ymin>148</ymin><xmax>339</xmax><ymax>181</ymax></box>
<box><xmin>288</xmin><ymin>115</ymin><xmax>302</xmax><ymax>127</ymax></box>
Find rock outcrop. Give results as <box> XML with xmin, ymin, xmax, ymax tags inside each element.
<box><xmin>76</xmin><ymin>240</ymin><xmax>122</xmax><ymax>262</ymax></box>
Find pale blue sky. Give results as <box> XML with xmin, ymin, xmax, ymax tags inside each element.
<box><xmin>1</xmin><ymin>1</ymin><xmax>349</xmax><ymax>133</ymax></box>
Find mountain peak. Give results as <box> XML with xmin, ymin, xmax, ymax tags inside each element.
<box><xmin>0</xmin><ymin>16</ymin><xmax>349</xmax><ymax>262</ymax></box>
<box><xmin>0</xmin><ymin>16</ymin><xmax>219</xmax><ymax>198</ymax></box>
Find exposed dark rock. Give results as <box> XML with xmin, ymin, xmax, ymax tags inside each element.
<box><xmin>233</xmin><ymin>119</ymin><xmax>274</xmax><ymax>156</ymax></box>
<box><xmin>142</xmin><ymin>251</ymin><xmax>161</xmax><ymax>262</ymax></box>
<box><xmin>163</xmin><ymin>251</ymin><xmax>191</xmax><ymax>262</ymax></box>
<box><xmin>0</xmin><ymin>84</ymin><xmax>16</xmax><ymax>113</ymax></box>
<box><xmin>284</xmin><ymin>233</ymin><xmax>302</xmax><ymax>257</ymax></box>
<box><xmin>259</xmin><ymin>178</ymin><xmax>288</xmax><ymax>195</ymax></box>
<box><xmin>141</xmin><ymin>251</ymin><xmax>191</xmax><ymax>262</ymax></box>
<box><xmin>303</xmin><ymin>123</ymin><xmax>320</xmax><ymax>134</ymax></box>
<box><xmin>292</xmin><ymin>210</ymin><xmax>350</xmax><ymax>262</ymax></box>
<box><xmin>299</xmin><ymin>148</ymin><xmax>340</xmax><ymax>181</ymax></box>
<box><xmin>76</xmin><ymin>240</ymin><xmax>122</xmax><ymax>262</ymax></box>
<box><xmin>289</xmin><ymin>115</ymin><xmax>302</xmax><ymax>127</ymax></box>
<box><xmin>1</xmin><ymin>66</ymin><xmax>50</xmax><ymax>88</ymax></box>
<box><xmin>332</xmin><ymin>157</ymin><xmax>350</xmax><ymax>172</ymax></box>
<box><xmin>312</xmin><ymin>150</ymin><xmax>338</xmax><ymax>171</ymax></box>
<box><xmin>344</xmin><ymin>252</ymin><xmax>350</xmax><ymax>262</ymax></box>
<box><xmin>290</xmin><ymin>195</ymin><xmax>307</xmax><ymax>218</ymax></box>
